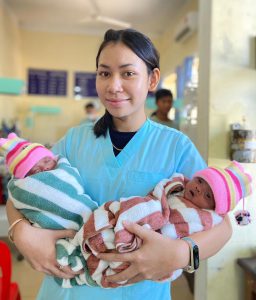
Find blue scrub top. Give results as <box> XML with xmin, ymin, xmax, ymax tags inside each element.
<box><xmin>37</xmin><ymin>119</ymin><xmax>206</xmax><ymax>300</ymax></box>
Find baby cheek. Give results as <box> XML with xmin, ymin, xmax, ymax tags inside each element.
<box><xmin>50</xmin><ymin>160</ymin><xmax>57</xmax><ymax>169</ymax></box>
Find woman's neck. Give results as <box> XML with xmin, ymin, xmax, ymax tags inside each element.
<box><xmin>113</xmin><ymin>113</ymin><xmax>147</xmax><ymax>132</ymax></box>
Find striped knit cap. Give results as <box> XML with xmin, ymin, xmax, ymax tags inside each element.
<box><xmin>0</xmin><ymin>132</ymin><xmax>54</xmax><ymax>178</ymax></box>
<box><xmin>193</xmin><ymin>161</ymin><xmax>252</xmax><ymax>214</ymax></box>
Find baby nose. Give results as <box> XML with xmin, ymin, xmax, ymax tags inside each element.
<box><xmin>42</xmin><ymin>165</ymin><xmax>50</xmax><ymax>171</ymax></box>
<box><xmin>195</xmin><ymin>186</ymin><xmax>201</xmax><ymax>193</ymax></box>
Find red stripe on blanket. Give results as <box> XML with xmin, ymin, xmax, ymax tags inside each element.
<box><xmin>100</xmin><ymin>262</ymin><xmax>129</xmax><ymax>288</ymax></box>
<box><xmin>177</xmin><ymin>196</ymin><xmax>214</xmax><ymax>230</ymax></box>
<box><xmin>88</xmin><ymin>233</ymin><xmax>108</xmax><ymax>253</ymax></box>
<box><xmin>120</xmin><ymin>194</ymin><xmax>158</xmax><ymax>212</ymax></box>
<box><xmin>83</xmin><ymin>212</ymin><xmax>97</xmax><ymax>239</ymax></box>
<box><xmin>169</xmin><ymin>207</ymin><xmax>189</xmax><ymax>238</ymax></box>
<box><xmin>83</xmin><ymin>201</ymin><xmax>116</xmax><ymax>240</ymax></box>
<box><xmin>87</xmin><ymin>254</ymin><xmax>100</xmax><ymax>276</ymax></box>
<box><xmin>119</xmin><ymin>186</ymin><xmax>170</xmax><ymax>223</ymax></box>
<box><xmin>196</xmin><ymin>209</ymin><xmax>213</xmax><ymax>230</ymax></box>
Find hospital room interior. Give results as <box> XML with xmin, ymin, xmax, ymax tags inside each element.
<box><xmin>0</xmin><ymin>0</ymin><xmax>256</xmax><ymax>299</ymax></box>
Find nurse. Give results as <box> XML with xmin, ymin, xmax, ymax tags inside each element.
<box><xmin>6</xmin><ymin>28</ymin><xmax>232</xmax><ymax>300</ymax></box>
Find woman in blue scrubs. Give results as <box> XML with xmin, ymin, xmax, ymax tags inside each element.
<box><xmin>6</xmin><ymin>29</ymin><xmax>232</xmax><ymax>300</ymax></box>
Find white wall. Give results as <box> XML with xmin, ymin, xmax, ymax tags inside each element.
<box><xmin>0</xmin><ymin>0</ymin><xmax>23</xmax><ymax>122</ymax></box>
<box><xmin>209</xmin><ymin>0</ymin><xmax>256</xmax><ymax>159</ymax></box>
<box><xmin>196</xmin><ymin>1</ymin><xmax>256</xmax><ymax>299</ymax></box>
<box><xmin>155</xmin><ymin>0</ymin><xmax>198</xmax><ymax>77</ymax></box>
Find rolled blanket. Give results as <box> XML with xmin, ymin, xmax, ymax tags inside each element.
<box><xmin>8</xmin><ymin>155</ymin><xmax>99</xmax><ymax>287</ymax></box>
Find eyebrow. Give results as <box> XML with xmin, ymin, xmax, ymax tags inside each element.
<box><xmin>98</xmin><ymin>63</ymin><xmax>135</xmax><ymax>69</ymax></box>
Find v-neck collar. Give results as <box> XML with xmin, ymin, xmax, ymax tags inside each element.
<box><xmin>101</xmin><ymin>118</ymin><xmax>150</xmax><ymax>168</ymax></box>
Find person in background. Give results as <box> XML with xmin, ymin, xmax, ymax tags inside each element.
<box><xmin>6</xmin><ymin>28</ymin><xmax>232</xmax><ymax>300</ymax></box>
<box><xmin>151</xmin><ymin>88</ymin><xmax>179</xmax><ymax>129</ymax></box>
<box><xmin>80</xmin><ymin>102</ymin><xmax>99</xmax><ymax>125</ymax></box>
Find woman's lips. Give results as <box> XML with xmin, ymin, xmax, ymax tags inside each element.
<box><xmin>106</xmin><ymin>98</ymin><xmax>129</xmax><ymax>107</ymax></box>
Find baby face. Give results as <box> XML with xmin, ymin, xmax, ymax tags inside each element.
<box><xmin>27</xmin><ymin>156</ymin><xmax>57</xmax><ymax>176</ymax></box>
<box><xmin>184</xmin><ymin>177</ymin><xmax>215</xmax><ymax>210</ymax></box>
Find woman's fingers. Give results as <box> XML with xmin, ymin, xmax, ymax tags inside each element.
<box><xmin>127</xmin><ymin>274</ymin><xmax>145</xmax><ymax>284</ymax></box>
<box><xmin>98</xmin><ymin>222</ymin><xmax>152</xmax><ymax>261</ymax></box>
<box><xmin>122</xmin><ymin>221</ymin><xmax>150</xmax><ymax>240</ymax></box>
<box><xmin>106</xmin><ymin>265</ymin><xmax>138</xmax><ymax>283</ymax></box>
<box><xmin>58</xmin><ymin>265</ymin><xmax>84</xmax><ymax>276</ymax></box>
<box><xmin>41</xmin><ymin>263</ymin><xmax>76</xmax><ymax>279</ymax></box>
<box><xmin>52</xmin><ymin>229</ymin><xmax>76</xmax><ymax>240</ymax></box>
<box><xmin>51</xmin><ymin>266</ymin><xmax>76</xmax><ymax>279</ymax></box>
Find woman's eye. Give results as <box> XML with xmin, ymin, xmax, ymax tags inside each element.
<box><xmin>206</xmin><ymin>193</ymin><xmax>211</xmax><ymax>199</ymax></box>
<box><xmin>123</xmin><ymin>71</ymin><xmax>135</xmax><ymax>77</ymax></box>
<box><xmin>97</xmin><ymin>71</ymin><xmax>110</xmax><ymax>77</ymax></box>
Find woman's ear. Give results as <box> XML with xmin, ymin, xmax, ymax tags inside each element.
<box><xmin>148</xmin><ymin>68</ymin><xmax>160</xmax><ymax>92</ymax></box>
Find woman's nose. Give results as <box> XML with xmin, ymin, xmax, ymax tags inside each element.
<box><xmin>107</xmin><ymin>75</ymin><xmax>123</xmax><ymax>93</ymax></box>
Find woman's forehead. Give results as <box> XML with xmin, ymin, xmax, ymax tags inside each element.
<box><xmin>98</xmin><ymin>43</ymin><xmax>142</xmax><ymax>65</ymax></box>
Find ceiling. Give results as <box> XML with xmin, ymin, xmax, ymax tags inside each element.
<box><xmin>5</xmin><ymin>0</ymin><xmax>188</xmax><ymax>38</ymax></box>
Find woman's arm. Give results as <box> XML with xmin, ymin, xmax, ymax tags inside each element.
<box><xmin>97</xmin><ymin>216</ymin><xmax>232</xmax><ymax>284</ymax></box>
<box><xmin>6</xmin><ymin>200</ymin><xmax>79</xmax><ymax>278</ymax></box>
<box><xmin>191</xmin><ymin>215</ymin><xmax>232</xmax><ymax>260</ymax></box>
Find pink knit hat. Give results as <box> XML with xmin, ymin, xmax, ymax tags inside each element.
<box><xmin>193</xmin><ymin>161</ymin><xmax>252</xmax><ymax>214</ymax></box>
<box><xmin>0</xmin><ymin>133</ymin><xmax>55</xmax><ymax>179</ymax></box>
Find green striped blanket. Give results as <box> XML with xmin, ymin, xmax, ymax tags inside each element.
<box><xmin>8</xmin><ymin>155</ymin><xmax>99</xmax><ymax>287</ymax></box>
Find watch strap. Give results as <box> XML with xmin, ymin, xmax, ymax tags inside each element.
<box><xmin>181</xmin><ymin>237</ymin><xmax>199</xmax><ymax>273</ymax></box>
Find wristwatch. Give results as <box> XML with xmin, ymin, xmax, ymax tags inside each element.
<box><xmin>181</xmin><ymin>237</ymin><xmax>200</xmax><ymax>273</ymax></box>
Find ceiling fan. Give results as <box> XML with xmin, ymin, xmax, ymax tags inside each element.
<box><xmin>80</xmin><ymin>0</ymin><xmax>131</xmax><ymax>29</ymax></box>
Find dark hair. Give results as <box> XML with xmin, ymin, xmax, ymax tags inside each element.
<box><xmin>155</xmin><ymin>89</ymin><xmax>173</xmax><ymax>103</ymax></box>
<box><xmin>94</xmin><ymin>28</ymin><xmax>160</xmax><ymax>138</ymax></box>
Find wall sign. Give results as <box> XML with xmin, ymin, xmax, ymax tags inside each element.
<box><xmin>74</xmin><ymin>72</ymin><xmax>97</xmax><ymax>98</ymax></box>
<box><xmin>28</xmin><ymin>69</ymin><xmax>67</xmax><ymax>96</ymax></box>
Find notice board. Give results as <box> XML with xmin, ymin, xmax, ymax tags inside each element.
<box><xmin>28</xmin><ymin>69</ymin><xmax>67</xmax><ymax>96</ymax></box>
<box><xmin>74</xmin><ymin>72</ymin><xmax>97</xmax><ymax>98</ymax></box>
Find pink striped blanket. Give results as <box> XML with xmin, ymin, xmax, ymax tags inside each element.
<box><xmin>81</xmin><ymin>174</ymin><xmax>223</xmax><ymax>287</ymax></box>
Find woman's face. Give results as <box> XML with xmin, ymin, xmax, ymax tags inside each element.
<box><xmin>96</xmin><ymin>42</ymin><xmax>159</xmax><ymax>130</ymax></box>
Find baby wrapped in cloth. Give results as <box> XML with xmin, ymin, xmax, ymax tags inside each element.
<box><xmin>71</xmin><ymin>160</ymin><xmax>251</xmax><ymax>288</ymax></box>
<box><xmin>0</xmin><ymin>133</ymin><xmax>98</xmax><ymax>287</ymax></box>
<box><xmin>8</xmin><ymin>155</ymin><xmax>100</xmax><ymax>286</ymax></box>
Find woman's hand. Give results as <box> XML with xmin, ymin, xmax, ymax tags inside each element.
<box><xmin>97</xmin><ymin>221</ymin><xmax>189</xmax><ymax>284</ymax></box>
<box><xmin>13</xmin><ymin>221</ymin><xmax>80</xmax><ymax>279</ymax></box>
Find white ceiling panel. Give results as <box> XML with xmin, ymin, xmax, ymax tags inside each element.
<box><xmin>5</xmin><ymin>0</ymin><xmax>188</xmax><ymax>37</ymax></box>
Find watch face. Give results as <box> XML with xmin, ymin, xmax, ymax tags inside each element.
<box><xmin>193</xmin><ymin>245</ymin><xmax>200</xmax><ymax>269</ymax></box>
